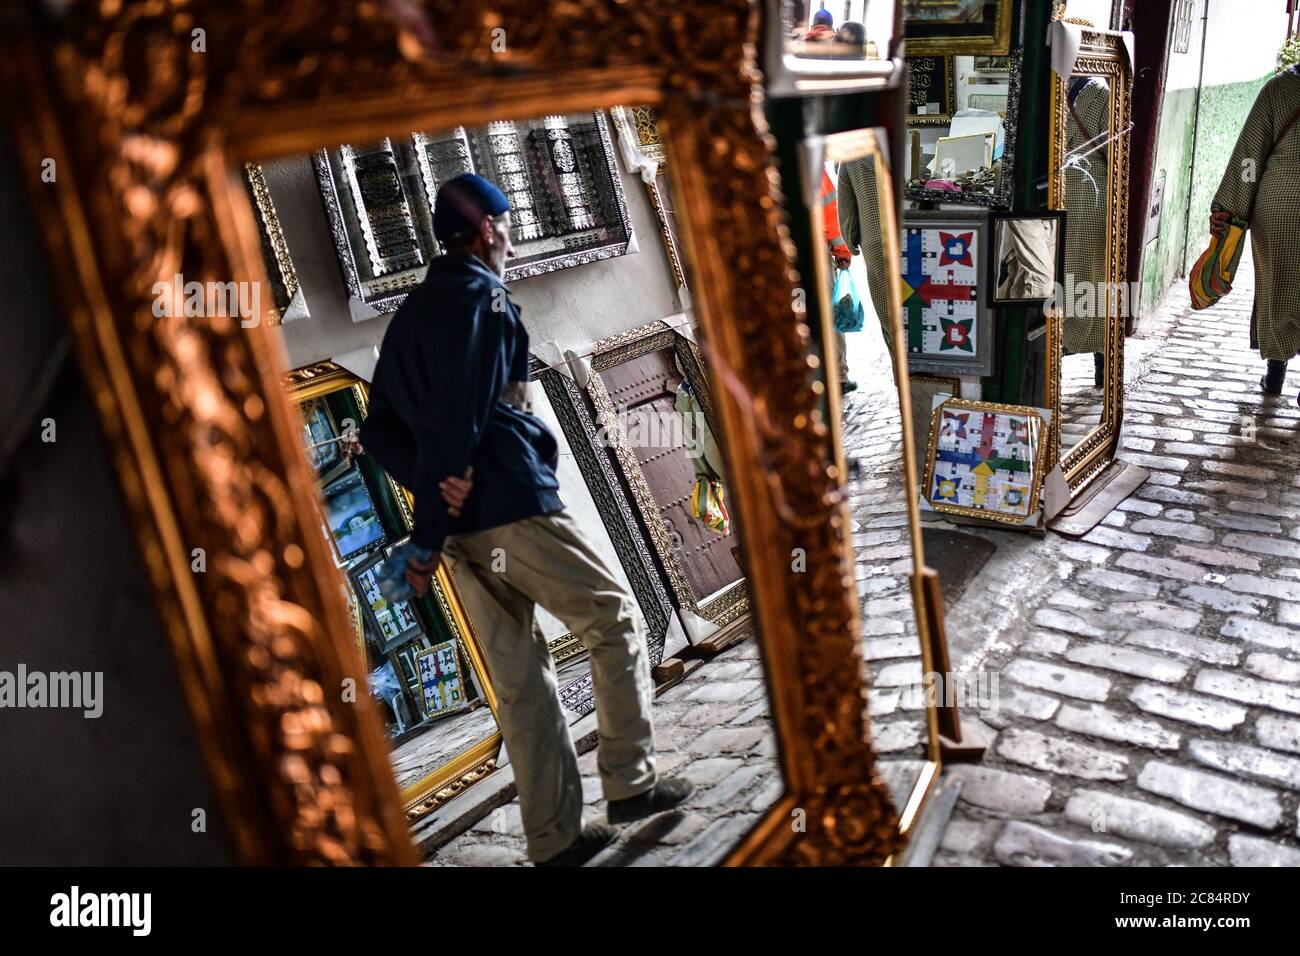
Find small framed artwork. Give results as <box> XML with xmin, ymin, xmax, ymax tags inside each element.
<box><xmin>922</xmin><ymin>397</ymin><xmax>1051</xmax><ymax>526</ymax></box>
<box><xmin>990</xmin><ymin>211</ymin><xmax>1067</xmax><ymax>306</ymax></box>
<box><xmin>416</xmin><ymin>640</ymin><xmax>466</xmax><ymax>719</ymax></box>
<box><xmin>350</xmin><ymin>550</ymin><xmax>423</xmax><ymax>650</ymax></box>
<box><xmin>321</xmin><ymin>466</ymin><xmax>385</xmax><ymax>562</ymax></box>
<box><xmin>908</xmin><ymin>56</ymin><xmax>956</xmax><ymax>126</ymax></box>
<box><xmin>899</xmin><ymin>209</ymin><xmax>993</xmax><ymax>376</ymax></box>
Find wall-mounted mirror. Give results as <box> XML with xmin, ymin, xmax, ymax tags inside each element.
<box><xmin>313</xmin><ymin>112</ymin><xmax>634</xmax><ymax>314</ymax></box>
<box><xmin>1047</xmin><ymin>29</ymin><xmax>1133</xmax><ymax>494</ymax></box>
<box><xmin>904</xmin><ymin>50</ymin><xmax>1022</xmax><ymax>207</ymax></box>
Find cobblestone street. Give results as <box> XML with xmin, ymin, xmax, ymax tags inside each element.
<box><xmin>429</xmin><ymin>257</ymin><xmax>1300</xmax><ymax>868</ymax></box>
<box><xmin>919</xmin><ymin>256</ymin><xmax>1300</xmax><ymax>867</ymax></box>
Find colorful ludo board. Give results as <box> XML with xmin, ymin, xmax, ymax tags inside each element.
<box><xmin>416</xmin><ymin>640</ymin><xmax>466</xmax><ymax>719</ymax></box>
<box><xmin>923</xmin><ymin>398</ymin><xmax>1049</xmax><ymax>525</ymax></box>
<box><xmin>899</xmin><ymin>212</ymin><xmax>992</xmax><ymax>376</ymax></box>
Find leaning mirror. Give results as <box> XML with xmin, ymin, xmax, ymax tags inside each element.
<box><xmin>20</xmin><ymin>0</ymin><xmax>923</xmax><ymax>867</ymax></box>
<box><xmin>1047</xmin><ymin>29</ymin><xmax>1133</xmax><ymax>494</ymax></box>
<box><xmin>801</xmin><ymin>127</ymin><xmax>965</xmax><ymax>853</ymax></box>
<box><xmin>280</xmin><ymin>363</ymin><xmax>505</xmax><ymax>825</ymax></box>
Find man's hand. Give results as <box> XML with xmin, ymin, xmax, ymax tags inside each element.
<box><xmin>1209</xmin><ymin>209</ymin><xmax>1233</xmax><ymax>238</ymax></box>
<box><xmin>405</xmin><ymin>554</ymin><xmax>440</xmax><ymax>599</ymax></box>
<box><xmin>340</xmin><ymin>432</ymin><xmax>364</xmax><ymax>460</ymax></box>
<box><xmin>834</xmin><ymin>256</ymin><xmax>852</xmax><ymax>270</ymax></box>
<box><xmin>439</xmin><ymin>466</ymin><xmax>474</xmax><ymax>518</ymax></box>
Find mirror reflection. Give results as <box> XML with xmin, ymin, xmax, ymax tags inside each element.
<box><xmin>245</xmin><ymin>106</ymin><xmax>779</xmax><ymax>866</ymax></box>
<box><xmin>907</xmin><ymin>53</ymin><xmax>1015</xmax><ymax>203</ymax></box>
<box><xmin>807</xmin><ymin>128</ymin><xmax>940</xmax><ymax>825</ymax></box>
<box><xmin>1059</xmin><ymin>72</ymin><xmax>1114</xmax><ymax>455</ymax></box>
<box><xmin>780</xmin><ymin>1</ymin><xmax>894</xmax><ymax>62</ymax></box>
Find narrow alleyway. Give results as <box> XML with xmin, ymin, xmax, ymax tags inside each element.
<box><xmin>925</xmin><ymin>254</ymin><xmax>1300</xmax><ymax>866</ymax></box>
<box><xmin>428</xmin><ymin>256</ymin><xmax>1300</xmax><ymax>867</ymax></box>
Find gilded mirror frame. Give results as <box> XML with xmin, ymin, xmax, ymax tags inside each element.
<box><xmin>6</xmin><ymin>0</ymin><xmax>902</xmax><ymax>865</ymax></box>
<box><xmin>282</xmin><ymin>363</ymin><xmax>504</xmax><ymax>825</ymax></box>
<box><xmin>803</xmin><ymin>128</ymin><xmax>945</xmax><ymax>844</ymax></box>
<box><xmin>1046</xmin><ymin>30</ymin><xmax>1132</xmax><ymax>494</ymax></box>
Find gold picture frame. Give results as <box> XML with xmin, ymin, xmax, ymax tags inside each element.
<box><xmin>7</xmin><ymin>0</ymin><xmax>904</xmax><ymax>865</ymax></box>
<box><xmin>922</xmin><ymin>397</ymin><xmax>1051</xmax><ymax>525</ymax></box>
<box><xmin>1046</xmin><ymin>30</ymin><xmax>1133</xmax><ymax>496</ymax></box>
<box><xmin>903</xmin><ymin>0</ymin><xmax>1015</xmax><ymax>56</ymax></box>
<box><xmin>284</xmin><ymin>364</ymin><xmax>504</xmax><ymax>826</ymax></box>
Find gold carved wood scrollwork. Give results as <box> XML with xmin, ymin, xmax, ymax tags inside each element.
<box><xmin>8</xmin><ymin>0</ymin><xmax>898</xmax><ymax>865</ymax></box>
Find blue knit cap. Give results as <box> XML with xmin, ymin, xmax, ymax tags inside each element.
<box><xmin>812</xmin><ymin>9</ymin><xmax>833</xmax><ymax>26</ymax></box>
<box><xmin>433</xmin><ymin>173</ymin><xmax>511</xmax><ymax>242</ymax></box>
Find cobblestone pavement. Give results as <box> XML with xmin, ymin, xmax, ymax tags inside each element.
<box><xmin>920</xmin><ymin>256</ymin><xmax>1300</xmax><ymax>867</ymax></box>
<box><xmin>430</xmin><ymin>255</ymin><xmax>1300</xmax><ymax>867</ymax></box>
<box><xmin>426</xmin><ymin>634</ymin><xmax>784</xmax><ymax>867</ymax></box>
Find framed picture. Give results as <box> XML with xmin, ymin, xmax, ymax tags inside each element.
<box><xmin>321</xmin><ymin>466</ymin><xmax>385</xmax><ymax>561</ymax></box>
<box><xmin>990</xmin><ymin>211</ymin><xmax>1067</xmax><ymax>306</ymax></box>
<box><xmin>350</xmin><ymin>550</ymin><xmax>423</xmax><ymax>650</ymax></box>
<box><xmin>903</xmin><ymin>0</ymin><xmax>1014</xmax><ymax>55</ymax></box>
<box><xmin>898</xmin><ymin>209</ymin><xmax>993</xmax><ymax>376</ymax></box>
<box><xmin>907</xmin><ymin>56</ymin><xmax>956</xmax><ymax>126</ymax></box>
<box><xmin>922</xmin><ymin>397</ymin><xmax>1051</xmax><ymax>525</ymax></box>
<box><xmin>416</xmin><ymin>640</ymin><xmax>466</xmax><ymax>720</ymax></box>
<box><xmin>315</xmin><ymin>111</ymin><xmax>634</xmax><ymax>313</ymax></box>
<box><xmin>972</xmin><ymin>55</ymin><xmax>1011</xmax><ymax>73</ymax></box>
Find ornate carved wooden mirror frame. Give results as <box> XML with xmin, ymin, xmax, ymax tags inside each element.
<box><xmin>1046</xmin><ymin>30</ymin><xmax>1133</xmax><ymax>495</ymax></box>
<box><xmin>6</xmin><ymin>0</ymin><xmax>901</xmax><ymax>865</ymax></box>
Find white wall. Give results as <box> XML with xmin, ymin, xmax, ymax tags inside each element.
<box><xmin>264</xmin><ymin>145</ymin><xmax>682</xmax><ymax>372</ymax></box>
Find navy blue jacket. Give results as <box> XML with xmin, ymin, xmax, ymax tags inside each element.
<box><xmin>362</xmin><ymin>254</ymin><xmax>562</xmax><ymax>552</ymax></box>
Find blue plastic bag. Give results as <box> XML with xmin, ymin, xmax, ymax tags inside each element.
<box><xmin>832</xmin><ymin>267</ymin><xmax>865</xmax><ymax>333</ymax></box>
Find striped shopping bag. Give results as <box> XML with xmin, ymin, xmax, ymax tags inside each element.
<box><xmin>1189</xmin><ymin>215</ymin><xmax>1248</xmax><ymax>311</ymax></box>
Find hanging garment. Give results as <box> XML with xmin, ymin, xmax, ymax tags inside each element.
<box><xmin>837</xmin><ymin>156</ymin><xmax>898</xmax><ymax>356</ymax></box>
<box><xmin>1211</xmin><ymin>66</ymin><xmax>1300</xmax><ymax>361</ymax></box>
<box><xmin>675</xmin><ymin>380</ymin><xmax>730</xmax><ymax>534</ymax></box>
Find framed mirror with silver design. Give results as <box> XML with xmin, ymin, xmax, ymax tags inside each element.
<box><xmin>766</xmin><ymin>0</ymin><xmax>904</xmax><ymax>97</ymax></box>
<box><xmin>1046</xmin><ymin>28</ymin><xmax>1133</xmax><ymax>496</ymax></box>
<box><xmin>610</xmin><ymin>106</ymin><xmax>689</xmax><ymax>298</ymax></box>
<box><xmin>314</xmin><ymin>111</ymin><xmax>634</xmax><ymax>314</ymax></box>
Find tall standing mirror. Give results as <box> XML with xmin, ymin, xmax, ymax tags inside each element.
<box><xmin>802</xmin><ymin>127</ymin><xmax>955</xmax><ymax>849</ymax></box>
<box><xmin>1047</xmin><ymin>29</ymin><xmax>1133</xmax><ymax>494</ymax></box>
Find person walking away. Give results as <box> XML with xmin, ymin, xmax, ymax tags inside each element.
<box><xmin>1211</xmin><ymin>63</ymin><xmax>1300</xmax><ymax>405</ymax></box>
<box><xmin>361</xmin><ymin>174</ymin><xmax>694</xmax><ymax>867</ymax></box>
<box><xmin>819</xmin><ymin>164</ymin><xmax>858</xmax><ymax>393</ymax></box>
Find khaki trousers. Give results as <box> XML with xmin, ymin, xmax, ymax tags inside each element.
<box><xmin>442</xmin><ymin>510</ymin><xmax>657</xmax><ymax>861</ymax></box>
